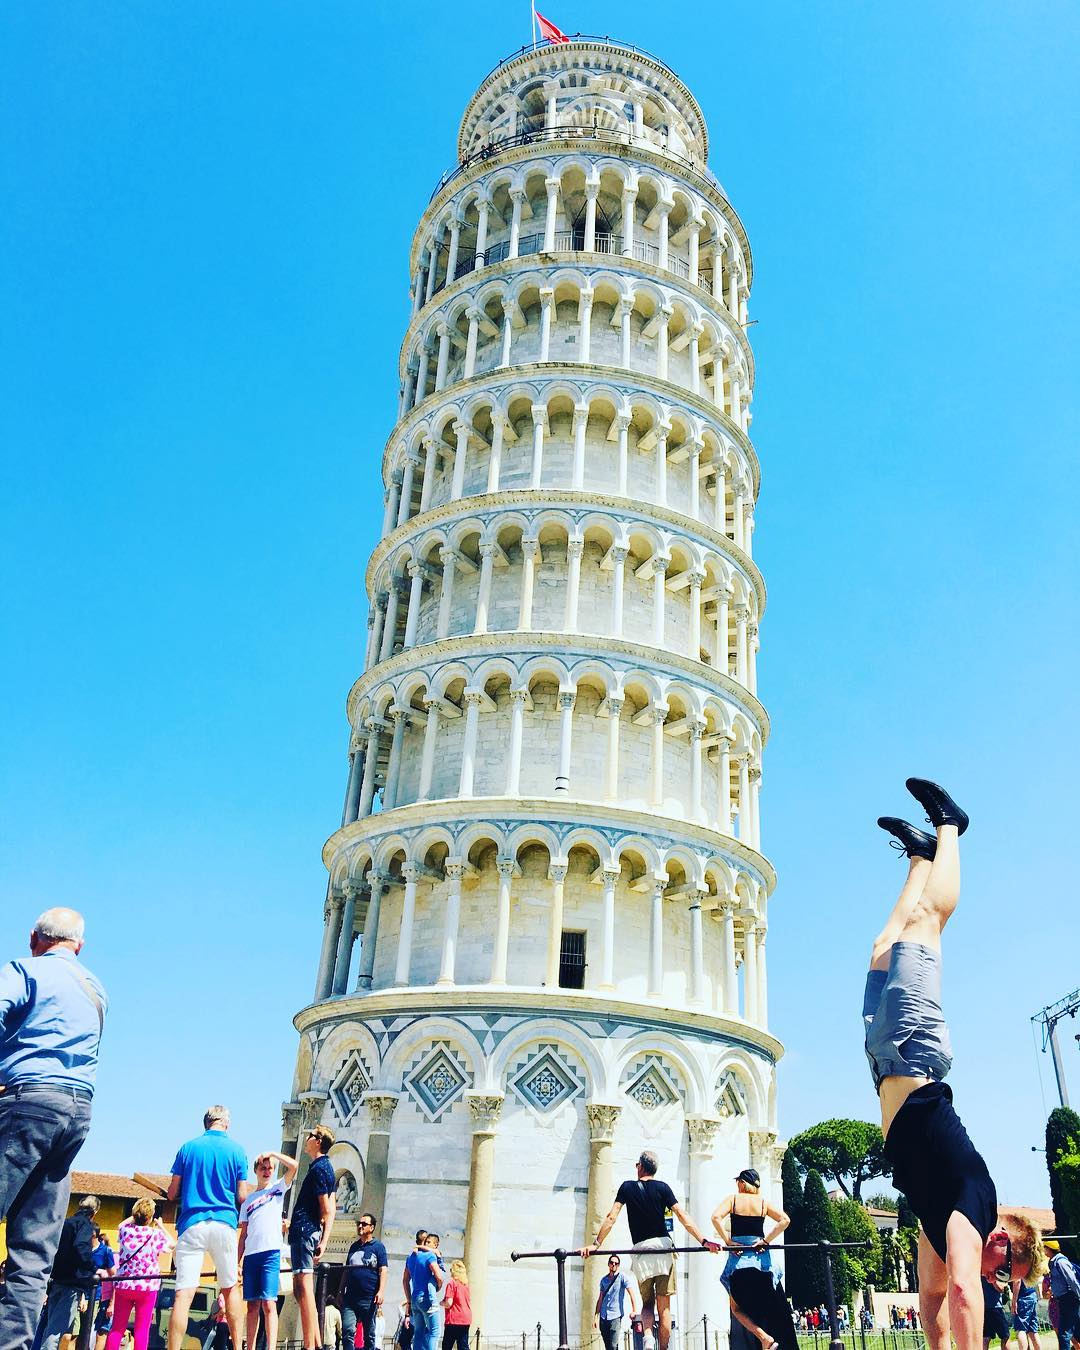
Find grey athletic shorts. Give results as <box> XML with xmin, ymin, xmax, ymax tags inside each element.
<box><xmin>863</xmin><ymin>941</ymin><xmax>953</xmax><ymax>1090</ymax></box>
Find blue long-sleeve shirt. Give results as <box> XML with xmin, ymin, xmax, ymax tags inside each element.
<box><xmin>0</xmin><ymin>947</ymin><xmax>107</xmax><ymax>1093</ymax></box>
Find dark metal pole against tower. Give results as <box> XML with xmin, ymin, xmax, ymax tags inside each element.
<box><xmin>1033</xmin><ymin>987</ymin><xmax>1080</xmax><ymax>1107</ymax></box>
<box><xmin>555</xmin><ymin>1249</ymin><xmax>569</xmax><ymax>1350</ymax></box>
<box><xmin>820</xmin><ymin>1241</ymin><xmax>844</xmax><ymax>1350</ymax></box>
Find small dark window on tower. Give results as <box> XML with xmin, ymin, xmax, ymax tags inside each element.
<box><xmin>559</xmin><ymin>930</ymin><xmax>586</xmax><ymax>989</ymax></box>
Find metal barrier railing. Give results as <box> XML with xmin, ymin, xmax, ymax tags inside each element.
<box><xmin>511</xmin><ymin>1241</ymin><xmax>869</xmax><ymax>1350</ymax></box>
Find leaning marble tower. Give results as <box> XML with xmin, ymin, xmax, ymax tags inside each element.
<box><xmin>284</xmin><ymin>35</ymin><xmax>782</xmax><ymax>1349</ymax></box>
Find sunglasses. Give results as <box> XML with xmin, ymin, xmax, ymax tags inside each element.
<box><xmin>994</xmin><ymin>1235</ymin><xmax>1012</xmax><ymax>1284</ymax></box>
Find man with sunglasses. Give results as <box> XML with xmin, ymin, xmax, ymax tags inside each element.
<box><xmin>865</xmin><ymin>780</ymin><xmax>1046</xmax><ymax>1350</ymax></box>
<box><xmin>335</xmin><ymin>1214</ymin><xmax>387</xmax><ymax>1350</ymax></box>
<box><xmin>289</xmin><ymin>1125</ymin><xmax>337</xmax><ymax>1350</ymax></box>
<box><xmin>594</xmin><ymin>1255</ymin><xmax>639</xmax><ymax>1350</ymax></box>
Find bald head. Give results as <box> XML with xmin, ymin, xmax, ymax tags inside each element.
<box><xmin>31</xmin><ymin>908</ymin><xmax>85</xmax><ymax>956</ymax></box>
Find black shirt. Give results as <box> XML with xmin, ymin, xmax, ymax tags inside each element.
<box><xmin>290</xmin><ymin>1155</ymin><xmax>336</xmax><ymax>1235</ymax></box>
<box><xmin>51</xmin><ymin>1212</ymin><xmax>97</xmax><ymax>1290</ymax></box>
<box><xmin>343</xmin><ymin>1239</ymin><xmax>388</xmax><ymax>1303</ymax></box>
<box><xmin>884</xmin><ymin>1082</ymin><xmax>997</xmax><ymax>1264</ymax></box>
<box><xmin>615</xmin><ymin>1178</ymin><xmax>678</xmax><ymax>1244</ymax></box>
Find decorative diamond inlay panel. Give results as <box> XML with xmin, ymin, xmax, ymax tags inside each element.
<box><xmin>405</xmin><ymin>1042</ymin><xmax>470</xmax><ymax>1121</ymax></box>
<box><xmin>716</xmin><ymin>1072</ymin><xmax>747</xmax><ymax>1119</ymax></box>
<box><xmin>621</xmin><ymin>1054</ymin><xmax>684</xmax><ymax>1112</ymax></box>
<box><xmin>329</xmin><ymin>1052</ymin><xmax>371</xmax><ymax>1124</ymax></box>
<box><xmin>511</xmin><ymin>1044</ymin><xmax>583</xmax><ymax>1113</ymax></box>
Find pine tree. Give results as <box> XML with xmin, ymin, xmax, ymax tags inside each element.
<box><xmin>1046</xmin><ymin>1106</ymin><xmax>1080</xmax><ymax>1262</ymax></box>
<box><xmin>781</xmin><ymin>1152</ymin><xmax>808</xmax><ymax>1306</ymax></box>
<box><xmin>798</xmin><ymin>1170</ymin><xmax>843</xmax><ymax>1310</ymax></box>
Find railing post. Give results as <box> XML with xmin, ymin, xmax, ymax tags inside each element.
<box><xmin>538</xmin><ymin>1322</ymin><xmax>543</xmax><ymax>1350</ymax></box>
<box><xmin>555</xmin><ymin>1248</ymin><xmax>570</xmax><ymax>1350</ymax></box>
<box><xmin>819</xmin><ymin>1241</ymin><xmax>844</xmax><ymax>1350</ymax></box>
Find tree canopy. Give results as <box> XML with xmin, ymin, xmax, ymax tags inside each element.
<box><xmin>1046</xmin><ymin>1106</ymin><xmax>1080</xmax><ymax>1262</ymax></box>
<box><xmin>788</xmin><ymin>1119</ymin><xmax>890</xmax><ymax>1200</ymax></box>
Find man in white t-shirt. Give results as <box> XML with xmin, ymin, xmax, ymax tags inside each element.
<box><xmin>238</xmin><ymin>1150</ymin><xmax>298</xmax><ymax>1350</ymax></box>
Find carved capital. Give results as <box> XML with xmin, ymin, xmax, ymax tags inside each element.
<box><xmin>549</xmin><ymin>863</ymin><xmax>568</xmax><ymax>884</ymax></box>
<box><xmin>610</xmin><ymin>546</ymin><xmax>629</xmax><ymax>565</ymax></box>
<box><xmin>298</xmin><ymin>1090</ymin><xmax>327</xmax><ymax>1132</ymax></box>
<box><xmin>607</xmin><ymin>695</ymin><xmax>625</xmax><ymax>717</ymax></box>
<box><xmin>281</xmin><ymin>1100</ymin><xmax>302</xmax><ymax>1140</ymax></box>
<box><xmin>601</xmin><ymin>867</ymin><xmax>620</xmax><ymax>892</ymax></box>
<box><xmin>557</xmin><ymin>690</ymin><xmax>576</xmax><ymax>712</ymax></box>
<box><xmin>586</xmin><ymin>1102</ymin><xmax>622</xmax><ymax>1144</ymax></box>
<box><xmin>521</xmin><ymin>537</ymin><xmax>540</xmax><ymax>559</ymax></box>
<box><xmin>445</xmin><ymin>860</ymin><xmax>466</xmax><ymax>883</ymax></box>
<box><xmin>496</xmin><ymin>856</ymin><xmax>517</xmax><ymax>879</ymax></box>
<box><xmin>686</xmin><ymin>1115</ymin><xmax>722</xmax><ymax>1158</ymax></box>
<box><xmin>566</xmin><ymin>539</ymin><xmax>585</xmax><ymax>559</ymax></box>
<box><xmin>652</xmin><ymin>554</ymin><xmax>671</xmax><ymax>575</ymax></box>
<box><xmin>401</xmin><ymin>862</ymin><xmax>421</xmax><ymax>884</ymax></box>
<box><xmin>748</xmin><ymin>1128</ymin><xmax>777</xmax><ymax>1170</ymax></box>
<box><xmin>463</xmin><ymin>689</ymin><xmax>485</xmax><ymax>708</ymax></box>
<box><xmin>365</xmin><ymin>1092</ymin><xmax>400</xmax><ymax>1134</ymax></box>
<box><xmin>688</xmin><ymin>718</ymin><xmax>706</xmax><ymax>742</ymax></box>
<box><xmin>466</xmin><ymin>1092</ymin><xmax>505</xmax><ymax>1134</ymax></box>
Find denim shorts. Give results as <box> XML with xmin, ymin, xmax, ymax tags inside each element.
<box><xmin>863</xmin><ymin>941</ymin><xmax>953</xmax><ymax>1090</ymax></box>
<box><xmin>289</xmin><ymin>1227</ymin><xmax>319</xmax><ymax>1274</ymax></box>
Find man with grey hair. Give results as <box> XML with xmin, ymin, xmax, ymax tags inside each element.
<box><xmin>0</xmin><ymin>908</ymin><xmax>107</xmax><ymax>1349</ymax></box>
<box><xmin>583</xmin><ymin>1150</ymin><xmax>719</xmax><ymax>1350</ymax></box>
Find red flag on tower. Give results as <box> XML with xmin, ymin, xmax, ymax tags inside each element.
<box><xmin>535</xmin><ymin>10</ymin><xmax>570</xmax><ymax>43</ymax></box>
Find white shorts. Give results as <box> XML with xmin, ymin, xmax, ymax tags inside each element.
<box><xmin>174</xmin><ymin>1220</ymin><xmax>239</xmax><ymax>1291</ymax></box>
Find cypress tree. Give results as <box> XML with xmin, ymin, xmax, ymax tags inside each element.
<box><xmin>1046</xmin><ymin>1106</ymin><xmax>1080</xmax><ymax>1262</ymax></box>
<box><xmin>798</xmin><ymin>1169</ymin><xmax>842</xmax><ymax>1309</ymax></box>
<box><xmin>781</xmin><ymin>1152</ymin><xmax>808</xmax><ymax>1306</ymax></box>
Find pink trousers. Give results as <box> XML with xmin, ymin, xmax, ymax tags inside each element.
<box><xmin>105</xmin><ymin>1288</ymin><xmax>159</xmax><ymax>1350</ymax></box>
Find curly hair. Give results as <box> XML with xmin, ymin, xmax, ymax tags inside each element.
<box><xmin>1001</xmin><ymin>1212</ymin><xmax>1048</xmax><ymax>1284</ymax></box>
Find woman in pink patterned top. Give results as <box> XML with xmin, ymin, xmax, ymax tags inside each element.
<box><xmin>105</xmin><ymin>1199</ymin><xmax>175</xmax><ymax>1350</ymax></box>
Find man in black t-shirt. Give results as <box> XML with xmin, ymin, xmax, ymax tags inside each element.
<box><xmin>334</xmin><ymin>1214</ymin><xmax>387</xmax><ymax>1350</ymax></box>
<box><xmin>582</xmin><ymin>1150</ymin><xmax>718</xmax><ymax>1350</ymax></box>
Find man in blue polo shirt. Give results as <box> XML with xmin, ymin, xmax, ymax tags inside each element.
<box><xmin>166</xmin><ymin>1106</ymin><xmax>249</xmax><ymax>1350</ymax></box>
<box><xmin>0</xmin><ymin>908</ymin><xmax>107</xmax><ymax>1350</ymax></box>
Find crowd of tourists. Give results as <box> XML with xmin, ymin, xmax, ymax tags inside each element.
<box><xmin>4</xmin><ymin>772</ymin><xmax>1080</xmax><ymax>1350</ymax></box>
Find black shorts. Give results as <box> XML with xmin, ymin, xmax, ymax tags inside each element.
<box><xmin>885</xmin><ymin>1082</ymin><xmax>997</xmax><ymax>1262</ymax></box>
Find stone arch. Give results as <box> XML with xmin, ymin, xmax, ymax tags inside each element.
<box><xmin>489</xmin><ymin>1018</ymin><xmax>606</xmax><ymax>1099</ymax></box>
<box><xmin>613</xmin><ymin>1031</ymin><xmax>706</xmax><ymax>1115</ymax></box>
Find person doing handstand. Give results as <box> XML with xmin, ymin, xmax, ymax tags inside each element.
<box><xmin>867</xmin><ymin>778</ymin><xmax>1046</xmax><ymax>1350</ymax></box>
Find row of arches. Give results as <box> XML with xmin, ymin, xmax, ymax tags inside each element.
<box><xmin>316</xmin><ymin>821</ymin><xmax>770</xmax><ymax>1026</ymax></box>
<box><xmin>400</xmin><ymin>266</ymin><xmax>752</xmax><ymax>429</ymax></box>
<box><xmin>415</xmin><ymin>154</ymin><xmax>748</xmax><ymax>326</ymax></box>
<box><xmin>365</xmin><ymin>509</ymin><xmax>761</xmax><ymax>693</ymax></box>
<box><xmin>383</xmin><ymin>378</ymin><xmax>757</xmax><ymax>544</ymax></box>
<box><xmin>341</xmin><ymin>654</ymin><xmax>765</xmax><ymax>851</ymax></box>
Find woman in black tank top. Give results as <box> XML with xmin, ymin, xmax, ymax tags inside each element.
<box><xmin>712</xmin><ymin>1170</ymin><xmax>796</xmax><ymax>1350</ymax></box>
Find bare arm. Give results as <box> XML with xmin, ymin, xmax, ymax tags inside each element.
<box><xmin>582</xmin><ymin>1200</ymin><xmax>623</xmax><ymax>1257</ymax></box>
<box><xmin>238</xmin><ymin>1220</ymin><xmax>248</xmax><ymax>1264</ymax></box>
<box><xmin>266</xmin><ymin>1151</ymin><xmax>300</xmax><ymax>1185</ymax></box>
<box><xmin>376</xmin><ymin>1263</ymin><xmax>388</xmax><ymax>1307</ymax></box>
<box><xmin>315</xmin><ymin>1191</ymin><xmax>337</xmax><ymax>1261</ymax></box>
<box><xmin>430</xmin><ymin>1258</ymin><xmax>444</xmax><ymax>1290</ymax></box>
<box><xmin>167</xmin><ymin>1175</ymin><xmax>181</xmax><ymax>1203</ymax></box>
<box><xmin>761</xmin><ymin>1201</ymin><xmax>791</xmax><ymax>1248</ymax></box>
<box><xmin>711</xmin><ymin>1195</ymin><xmax>734</xmax><ymax>1242</ymax></box>
<box><xmin>672</xmin><ymin>1201</ymin><xmax>713</xmax><ymax>1247</ymax></box>
<box><xmin>943</xmin><ymin>1213</ymin><xmax>985</xmax><ymax>1350</ymax></box>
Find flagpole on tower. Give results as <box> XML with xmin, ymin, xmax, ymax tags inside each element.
<box><xmin>531</xmin><ymin>1</ymin><xmax>537</xmax><ymax>47</ymax></box>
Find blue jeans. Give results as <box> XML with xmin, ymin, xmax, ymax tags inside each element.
<box><xmin>341</xmin><ymin>1300</ymin><xmax>377</xmax><ymax>1350</ymax></box>
<box><xmin>1057</xmin><ymin>1291</ymin><xmax>1079</xmax><ymax>1350</ymax></box>
<box><xmin>412</xmin><ymin>1308</ymin><xmax>443</xmax><ymax>1350</ymax></box>
<box><xmin>0</xmin><ymin>1085</ymin><xmax>93</xmax><ymax>1350</ymax></box>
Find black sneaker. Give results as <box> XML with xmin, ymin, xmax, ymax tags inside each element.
<box><xmin>904</xmin><ymin>778</ymin><xmax>969</xmax><ymax>836</ymax></box>
<box><xmin>877</xmin><ymin>816</ymin><xmax>938</xmax><ymax>860</ymax></box>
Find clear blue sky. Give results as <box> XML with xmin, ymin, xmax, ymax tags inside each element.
<box><xmin>3</xmin><ymin>2</ymin><xmax>1078</xmax><ymax>1207</ymax></box>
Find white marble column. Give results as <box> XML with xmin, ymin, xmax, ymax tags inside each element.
<box><xmin>605</xmin><ymin>696</ymin><xmax>623</xmax><ymax>801</ymax></box>
<box><xmin>417</xmin><ymin>697</ymin><xmax>442</xmax><ymax>800</ymax></box>
<box><xmin>570</xmin><ymin>256</ymin><xmax>591</xmax><ymax>352</ymax></box>
<box><xmin>715</xmin><ymin>586</ymin><xmax>731</xmax><ymax>671</ymax></box>
<box><xmin>618</xmin><ymin>299</ymin><xmax>633</xmax><ymax>369</ymax></box>
<box><xmin>518</xmin><ymin>539</ymin><xmax>538</xmax><ymax>628</ymax></box>
<box><xmin>599</xmin><ymin>869</ymin><xmax>618</xmax><ymax>989</ymax></box>
<box><xmin>721</xmin><ymin>900</ymin><xmax>738</xmax><ymax>1015</ymax></box>
<box><xmin>538</xmin><ymin>287</ymin><xmax>554</xmax><ymax>361</ymax></box>
<box><xmin>381</xmin><ymin>472</ymin><xmax>402</xmax><ymax>538</ymax></box>
<box><xmin>688</xmin><ymin>570</ymin><xmax>703</xmax><ymax>659</ymax></box>
<box><xmin>397</xmin><ymin>453</ymin><xmax>419</xmax><ymax>526</ymax></box>
<box><xmin>543</xmin><ymin>177</ymin><xmax>559</xmax><ymax>249</ymax></box>
<box><xmin>458</xmin><ymin>690</ymin><xmax>484</xmax><ymax>797</ymax></box>
<box><xmin>490</xmin><ymin>857</ymin><xmax>516</xmax><ymax>984</ymax></box>
<box><xmin>609</xmin><ymin>546</ymin><xmax>627</xmax><ymax>636</ymax></box>
<box><xmin>508</xmin><ymin>189</ymin><xmax>524</xmax><ymax>258</ymax></box>
<box><xmin>689</xmin><ymin>719</ymin><xmax>705</xmax><ymax>822</ymax></box>
<box><xmin>419</xmin><ymin>438</ymin><xmax>438</xmax><ymax>512</ymax></box>
<box><xmin>735</xmin><ymin>603</ymin><xmax>750</xmax><ymax>684</ymax></box>
<box><xmin>655</xmin><ymin>423</ymin><xmax>669</xmax><ymax>505</ymax></box>
<box><xmin>473</xmin><ymin>543</ymin><xmax>497</xmax><ymax>635</ymax></box>
<box><xmin>583</xmin><ymin>183</ymin><xmax>598</xmax><ymax>251</ymax></box>
<box><xmin>571</xmin><ymin>404</ymin><xmax>588</xmax><ymax>488</ymax></box>
<box><xmin>505</xmin><ymin>688</ymin><xmax>528</xmax><ymax>794</ymax></box>
<box><xmin>648</xmin><ymin>877</ymin><xmax>664</xmax><ymax>996</ymax></box>
<box><xmin>357</xmin><ymin>872</ymin><xmax>388</xmax><ymax>990</ymax></box>
<box><xmin>451</xmin><ymin>419</ymin><xmax>471</xmax><ymax>500</ymax></box>
<box><xmin>473</xmin><ymin>199</ymin><xmax>490</xmax><ymax>269</ymax></box>
<box><xmin>685</xmin><ymin>1118</ymin><xmax>722</xmax><ymax>1335</ymax></box>
<box><xmin>555</xmin><ymin>689</ymin><xmax>575</xmax><ymax>794</ymax></box>
<box><xmin>463</xmin><ymin>306</ymin><xmax>481</xmax><ymax>378</ymax></box>
<box><xmin>434</xmin><ymin>322</ymin><xmax>451</xmax><ymax>391</ymax></box>
<box><xmin>750</xmin><ymin>764</ymin><xmax>762</xmax><ymax>851</ymax></box>
<box><xmin>650</xmin><ymin>707</ymin><xmax>666</xmax><ymax>807</ymax></box>
<box><xmin>382</xmin><ymin>708</ymin><xmax>408</xmax><ymax>810</ymax></box>
<box><xmin>657</xmin><ymin>204</ymin><xmax>671</xmax><ymax>270</ymax></box>
<box><xmin>688</xmin><ymin>440</ymin><xmax>702</xmax><ymax>518</ymax></box>
<box><xmin>343</xmin><ymin>743</ymin><xmax>363</xmax><ymax>825</ymax></box>
<box><xmin>530</xmin><ymin>405</ymin><xmax>546</xmax><ymax>487</ymax></box>
<box><xmin>717</xmin><ymin>735</ymin><xmax>733</xmax><ymax>834</ymax></box>
<box><xmin>315</xmin><ymin>892</ymin><xmax>343</xmax><ymax>1001</ymax></box>
<box><xmin>379</xmin><ymin>581</ymin><xmax>402</xmax><ymax>662</ymax></box>
<box><xmin>615</xmin><ymin>412</ymin><xmax>630</xmax><ymax>493</ymax></box>
<box><xmin>748</xmin><ymin>622</ymin><xmax>759</xmax><ymax>695</ymax></box>
<box><xmin>438</xmin><ymin>861</ymin><xmax>465</xmax><ymax>985</ymax></box>
<box><xmin>545</xmin><ymin>863</ymin><xmax>567</xmax><ymax>987</ymax></box>
<box><xmin>743</xmin><ymin>918</ymin><xmax>759</xmax><ymax>1022</ymax></box>
<box><xmin>651</xmin><ymin>556</ymin><xmax>669</xmax><ymax>646</ymax></box>
<box><xmin>737</xmin><ymin>753</ymin><xmax>751</xmax><ymax>844</ymax></box>
<box><xmin>358</xmin><ymin>722</ymin><xmax>381</xmax><ymax>817</ymax></box>
<box><xmin>688</xmin><ymin>889</ymin><xmax>706</xmax><ymax>1004</ymax></box>
<box><xmin>436</xmin><ymin>547</ymin><xmax>458</xmax><ymax>640</ymax></box>
<box><xmin>332</xmin><ymin>881</ymin><xmax>360</xmax><ymax>994</ymax></box>
<box><xmin>486</xmin><ymin>413</ymin><xmax>506</xmax><ymax>491</ymax></box>
<box><xmin>445</xmin><ymin>216</ymin><xmax>462</xmax><ymax>281</ymax></box>
<box><xmin>656</xmin><ymin>305</ymin><xmax>672</xmax><ymax>381</ymax></box>
<box><xmin>365</xmin><ymin>594</ymin><xmax>387</xmax><ymax>672</ymax></box>
<box><xmin>621</xmin><ymin>187</ymin><xmax>636</xmax><ymax>256</ymax></box>
<box><xmin>756</xmin><ymin>923</ymin><xmax>768</xmax><ymax>1027</ymax></box>
<box><xmin>394</xmin><ymin>866</ymin><xmax>419</xmax><ymax>986</ymax></box>
<box><xmin>563</xmin><ymin>539</ymin><xmax>583</xmax><ymax>631</ymax></box>
<box><xmin>403</xmin><ymin>563</ymin><xmax>428</xmax><ymax>648</ymax></box>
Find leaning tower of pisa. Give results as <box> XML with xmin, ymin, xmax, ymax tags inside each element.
<box><xmin>284</xmin><ymin>35</ymin><xmax>782</xmax><ymax>1348</ymax></box>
